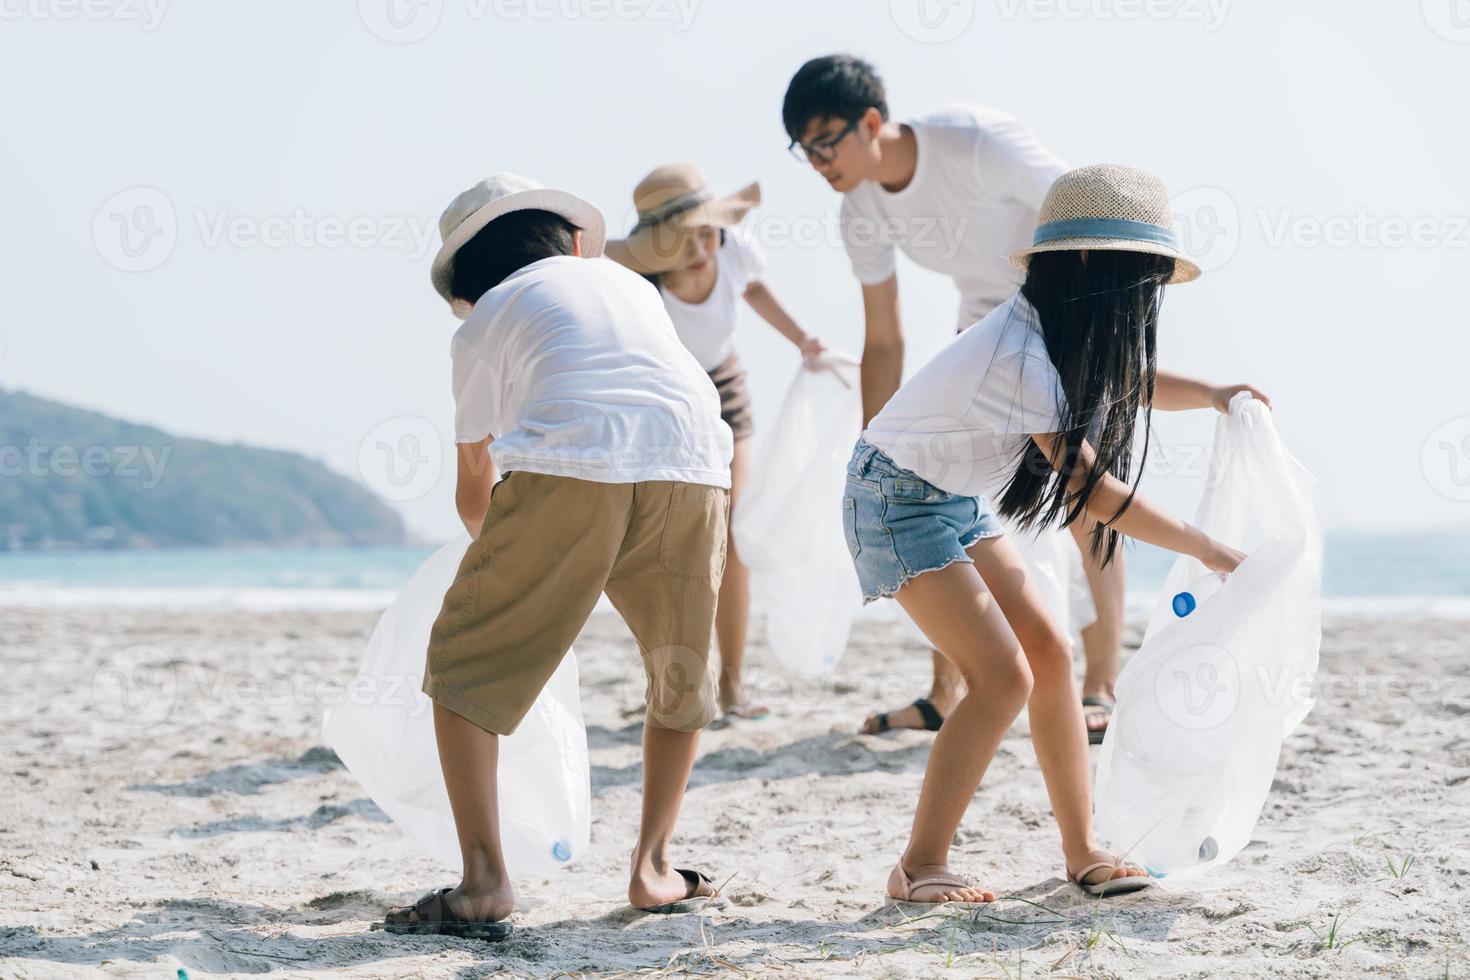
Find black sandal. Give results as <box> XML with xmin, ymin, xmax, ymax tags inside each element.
<box><xmin>375</xmin><ymin>887</ymin><xmax>513</xmax><ymax>941</ymax></box>
<box><xmin>870</xmin><ymin>697</ymin><xmax>945</xmax><ymax>733</ymax></box>
<box><xmin>636</xmin><ymin>868</ymin><xmax>727</xmax><ymax>914</ymax></box>
<box><xmin>1082</xmin><ymin>696</ymin><xmax>1115</xmax><ymax>746</ymax></box>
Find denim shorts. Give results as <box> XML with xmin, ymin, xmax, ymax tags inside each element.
<box><xmin>842</xmin><ymin>438</ymin><xmax>1005</xmax><ymax>604</ymax></box>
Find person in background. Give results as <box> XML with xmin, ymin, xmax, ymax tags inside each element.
<box><xmin>608</xmin><ymin>163</ymin><xmax>827</xmax><ymax>721</ymax></box>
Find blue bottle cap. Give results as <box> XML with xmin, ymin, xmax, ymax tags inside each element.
<box><xmin>551</xmin><ymin>840</ymin><xmax>572</xmax><ymax>862</ymax></box>
<box><xmin>1172</xmin><ymin>591</ymin><xmax>1197</xmax><ymax>617</ymax></box>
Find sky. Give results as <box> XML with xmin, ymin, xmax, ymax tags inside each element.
<box><xmin>2</xmin><ymin>0</ymin><xmax>1468</xmax><ymax>543</ymax></box>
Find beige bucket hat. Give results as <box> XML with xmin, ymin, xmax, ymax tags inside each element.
<box><xmin>605</xmin><ymin>164</ymin><xmax>760</xmax><ymax>275</ymax></box>
<box><xmin>430</xmin><ymin>173</ymin><xmax>606</xmax><ymax>318</ymax></box>
<box><xmin>1009</xmin><ymin>164</ymin><xmax>1200</xmax><ymax>284</ymax></box>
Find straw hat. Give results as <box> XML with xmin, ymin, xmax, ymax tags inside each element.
<box><xmin>430</xmin><ymin>173</ymin><xmax>606</xmax><ymax>318</ymax></box>
<box><xmin>605</xmin><ymin>164</ymin><xmax>761</xmax><ymax>275</ymax></box>
<box><xmin>1009</xmin><ymin>164</ymin><xmax>1200</xmax><ymax>284</ymax></box>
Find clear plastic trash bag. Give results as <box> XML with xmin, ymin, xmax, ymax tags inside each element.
<box><xmin>733</xmin><ymin>352</ymin><xmax>865</xmax><ymax>675</ymax></box>
<box><xmin>1094</xmin><ymin>393</ymin><xmax>1321</xmax><ymax>880</ymax></box>
<box><xmin>321</xmin><ymin>531</ymin><xmax>592</xmax><ymax>876</ymax></box>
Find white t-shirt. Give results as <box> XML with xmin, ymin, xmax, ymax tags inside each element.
<box><xmin>658</xmin><ymin>226</ymin><xmax>766</xmax><ymax>371</ymax></box>
<box><xmin>450</xmin><ymin>255</ymin><xmax>732</xmax><ymax>489</ymax></box>
<box><xmin>840</xmin><ymin>104</ymin><xmax>1067</xmax><ymax>328</ymax></box>
<box><xmin>862</xmin><ymin>294</ymin><xmax>1063</xmax><ymax>498</ymax></box>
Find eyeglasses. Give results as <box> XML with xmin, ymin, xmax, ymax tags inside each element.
<box><xmin>788</xmin><ymin>117</ymin><xmax>861</xmax><ymax>164</ymax></box>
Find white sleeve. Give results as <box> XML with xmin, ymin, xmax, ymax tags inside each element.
<box><xmin>840</xmin><ymin>194</ymin><xmax>897</xmax><ymax>286</ymax></box>
<box><xmin>725</xmin><ymin>223</ymin><xmax>767</xmax><ymax>287</ymax></box>
<box><xmin>450</xmin><ymin>335</ymin><xmax>498</xmax><ymax>444</ymax></box>
<box><xmin>1011</xmin><ymin>350</ymin><xmax>1065</xmax><ymax>434</ymax></box>
<box><xmin>979</xmin><ymin>347</ymin><xmax>1064</xmax><ymax>437</ymax></box>
<box><xmin>974</xmin><ymin>114</ymin><xmax>1068</xmax><ymax>212</ymax></box>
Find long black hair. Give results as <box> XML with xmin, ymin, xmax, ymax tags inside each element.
<box><xmin>995</xmin><ymin>248</ymin><xmax>1174</xmax><ymax>566</ymax></box>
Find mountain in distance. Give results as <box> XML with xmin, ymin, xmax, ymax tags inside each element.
<box><xmin>0</xmin><ymin>388</ymin><xmax>407</xmax><ymax>551</ymax></box>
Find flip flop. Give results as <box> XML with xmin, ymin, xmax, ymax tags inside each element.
<box><xmin>636</xmin><ymin>868</ymin><xmax>728</xmax><ymax>914</ymax></box>
<box><xmin>885</xmin><ymin>861</ymin><xmax>994</xmax><ymax>909</ymax></box>
<box><xmin>375</xmin><ymin>886</ymin><xmax>513</xmax><ymax>941</ymax></box>
<box><xmin>870</xmin><ymin>697</ymin><xmax>945</xmax><ymax>734</ymax></box>
<box><xmin>1081</xmin><ymin>696</ymin><xmax>1114</xmax><ymax>746</ymax></box>
<box><xmin>1068</xmin><ymin>861</ymin><xmax>1154</xmax><ymax>898</ymax></box>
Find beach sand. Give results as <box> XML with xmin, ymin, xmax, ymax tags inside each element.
<box><xmin>2</xmin><ymin>605</ymin><xmax>1468</xmax><ymax>977</ymax></box>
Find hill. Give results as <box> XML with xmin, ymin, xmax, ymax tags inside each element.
<box><xmin>0</xmin><ymin>389</ymin><xmax>407</xmax><ymax>550</ymax></box>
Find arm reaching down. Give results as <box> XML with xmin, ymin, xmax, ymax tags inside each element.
<box><xmin>454</xmin><ymin>436</ymin><xmax>497</xmax><ymax>539</ymax></box>
<box><xmin>1153</xmin><ymin>370</ymin><xmax>1272</xmax><ymax>413</ymax></box>
<box><xmin>743</xmin><ymin>280</ymin><xmax>826</xmax><ymax>365</ymax></box>
<box><xmin>1030</xmin><ymin>431</ymin><xmax>1245</xmax><ymax>574</ymax></box>
<box><xmin>858</xmin><ymin>275</ymin><xmax>904</xmax><ymax>427</ymax></box>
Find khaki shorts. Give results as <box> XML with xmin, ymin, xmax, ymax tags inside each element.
<box><xmin>423</xmin><ymin>470</ymin><xmax>729</xmax><ymax>736</ymax></box>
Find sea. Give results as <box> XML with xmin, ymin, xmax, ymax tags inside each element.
<box><xmin>0</xmin><ymin>530</ymin><xmax>1467</xmax><ymax>620</ymax></box>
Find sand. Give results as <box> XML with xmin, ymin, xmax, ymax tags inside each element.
<box><xmin>2</xmin><ymin>604</ymin><xmax>1468</xmax><ymax>978</ymax></box>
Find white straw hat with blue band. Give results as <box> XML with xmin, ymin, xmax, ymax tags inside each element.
<box><xmin>1009</xmin><ymin>163</ymin><xmax>1201</xmax><ymax>284</ymax></box>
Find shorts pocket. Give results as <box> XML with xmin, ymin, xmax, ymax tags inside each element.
<box><xmin>885</xmin><ymin>476</ymin><xmax>955</xmax><ymax>503</ymax></box>
<box><xmin>658</xmin><ymin>484</ymin><xmax>728</xmax><ymax>579</ymax></box>
<box><xmin>841</xmin><ymin>496</ymin><xmax>861</xmax><ymax>559</ymax></box>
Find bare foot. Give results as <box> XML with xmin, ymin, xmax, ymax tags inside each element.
<box><xmin>888</xmin><ymin>860</ymin><xmax>996</xmax><ymax>904</ymax></box>
<box><xmin>628</xmin><ymin>862</ymin><xmax>715</xmax><ymax>909</ymax></box>
<box><xmin>719</xmin><ymin>683</ymin><xmax>769</xmax><ymax>720</ymax></box>
<box><xmin>860</xmin><ymin>696</ymin><xmax>949</xmax><ymax>735</ymax></box>
<box><xmin>384</xmin><ymin>880</ymin><xmax>514</xmax><ymax>926</ymax></box>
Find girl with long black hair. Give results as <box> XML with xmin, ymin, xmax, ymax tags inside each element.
<box><xmin>843</xmin><ymin>164</ymin><xmax>1248</xmax><ymax>903</ymax></box>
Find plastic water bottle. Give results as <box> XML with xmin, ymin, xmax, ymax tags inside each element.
<box><xmin>1172</xmin><ymin>572</ymin><xmax>1228</xmax><ymax>618</ymax></box>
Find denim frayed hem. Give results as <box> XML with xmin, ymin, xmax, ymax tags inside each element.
<box><xmin>858</xmin><ymin>552</ymin><xmax>980</xmax><ymax>606</ymax></box>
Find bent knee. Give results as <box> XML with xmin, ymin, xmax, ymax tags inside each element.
<box><xmin>1024</xmin><ymin>631</ymin><xmax>1074</xmax><ymax>681</ymax></box>
<box><xmin>969</xmin><ymin>650</ymin><xmax>1033</xmax><ymax>707</ymax></box>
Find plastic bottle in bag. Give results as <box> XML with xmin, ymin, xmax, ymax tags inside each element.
<box><xmin>321</xmin><ymin>531</ymin><xmax>592</xmax><ymax>876</ymax></box>
<box><xmin>1093</xmin><ymin>394</ymin><xmax>1320</xmax><ymax>880</ymax></box>
<box><xmin>1171</xmin><ymin>572</ymin><xmax>1227</xmax><ymax>618</ymax></box>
